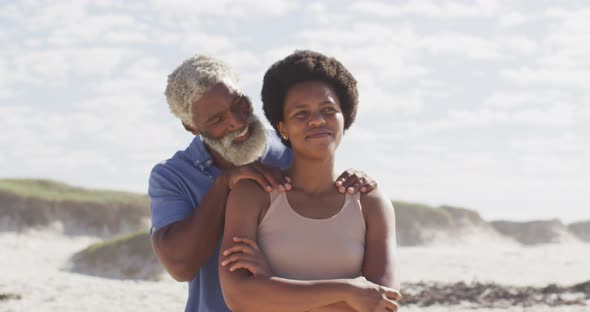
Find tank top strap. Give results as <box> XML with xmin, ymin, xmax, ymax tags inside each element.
<box><xmin>269</xmin><ymin>189</ymin><xmax>281</xmax><ymax>203</ymax></box>
<box><xmin>261</xmin><ymin>190</ymin><xmax>284</xmax><ymax>225</ymax></box>
<box><xmin>344</xmin><ymin>192</ymin><xmax>361</xmax><ymax>210</ymax></box>
<box><xmin>342</xmin><ymin>192</ymin><xmax>365</xmax><ymax>225</ymax></box>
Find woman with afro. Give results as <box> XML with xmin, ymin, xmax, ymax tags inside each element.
<box><xmin>219</xmin><ymin>50</ymin><xmax>400</xmax><ymax>312</ymax></box>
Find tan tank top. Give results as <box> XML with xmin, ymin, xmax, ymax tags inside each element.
<box><xmin>257</xmin><ymin>190</ymin><xmax>366</xmax><ymax>280</ymax></box>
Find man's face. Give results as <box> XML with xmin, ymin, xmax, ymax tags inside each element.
<box><xmin>189</xmin><ymin>82</ymin><xmax>267</xmax><ymax>166</ymax></box>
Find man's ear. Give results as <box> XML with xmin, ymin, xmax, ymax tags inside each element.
<box><xmin>182</xmin><ymin>121</ymin><xmax>200</xmax><ymax>136</ymax></box>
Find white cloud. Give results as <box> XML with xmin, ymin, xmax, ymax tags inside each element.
<box><xmin>149</xmin><ymin>0</ymin><xmax>297</xmax><ymax>18</ymax></box>
<box><xmin>45</xmin><ymin>14</ymin><xmax>149</xmax><ymax>46</ymax></box>
<box><xmin>496</xmin><ymin>35</ymin><xmax>537</xmax><ymax>56</ymax></box>
<box><xmin>356</xmin><ymin>75</ymin><xmax>424</xmax><ymax>114</ymax></box>
<box><xmin>483</xmin><ymin>92</ymin><xmax>539</xmax><ymax>109</ymax></box>
<box><xmin>24</xmin><ymin>1</ymin><xmax>89</xmax><ymax>32</ymax></box>
<box><xmin>542</xmin><ymin>9</ymin><xmax>590</xmax><ymax>66</ymax></box>
<box><xmin>0</xmin><ymin>60</ymin><xmax>11</xmax><ymax>99</ymax></box>
<box><xmin>447</xmin><ymin>103</ymin><xmax>576</xmax><ymax>128</ymax></box>
<box><xmin>350</xmin><ymin>0</ymin><xmax>498</xmax><ymax>18</ymax></box>
<box><xmin>498</xmin><ymin>12</ymin><xmax>530</xmax><ymax>28</ymax></box>
<box><xmin>180</xmin><ymin>32</ymin><xmax>236</xmax><ymax>54</ymax></box>
<box><xmin>500</xmin><ymin>8</ymin><xmax>590</xmax><ymax>87</ymax></box>
<box><xmin>500</xmin><ymin>67</ymin><xmax>590</xmax><ymax>88</ymax></box>
<box><xmin>483</xmin><ymin>91</ymin><xmax>566</xmax><ymax>109</ymax></box>
<box><xmin>509</xmin><ymin>103</ymin><xmax>576</xmax><ymax>127</ymax></box>
<box><xmin>11</xmin><ymin>47</ymin><xmax>132</xmax><ymax>86</ymax></box>
<box><xmin>421</xmin><ymin>32</ymin><xmax>502</xmax><ymax>60</ymax></box>
<box><xmin>509</xmin><ymin>134</ymin><xmax>586</xmax><ymax>154</ymax></box>
<box><xmin>0</xmin><ymin>3</ymin><xmax>25</xmax><ymax>22</ymax></box>
<box><xmin>294</xmin><ymin>23</ymin><xmax>430</xmax><ymax>83</ymax></box>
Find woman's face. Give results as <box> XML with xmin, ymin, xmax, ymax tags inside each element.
<box><xmin>279</xmin><ymin>80</ymin><xmax>345</xmax><ymax>160</ymax></box>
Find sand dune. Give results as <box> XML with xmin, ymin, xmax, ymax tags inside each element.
<box><xmin>2</xmin><ymin>179</ymin><xmax>589</xmax><ymax>246</ymax></box>
<box><xmin>67</xmin><ymin>231</ymin><xmax>163</xmax><ymax>281</ymax></box>
<box><xmin>2</xmin><ymin>179</ymin><xmax>589</xmax><ymax>311</ymax></box>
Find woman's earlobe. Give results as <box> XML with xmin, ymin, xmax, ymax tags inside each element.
<box><xmin>278</xmin><ymin>122</ymin><xmax>288</xmax><ymax>140</ymax></box>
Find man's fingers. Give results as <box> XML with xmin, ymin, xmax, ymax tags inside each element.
<box><xmin>253</xmin><ymin>163</ymin><xmax>284</xmax><ymax>191</ymax></box>
<box><xmin>340</xmin><ymin>173</ymin><xmax>360</xmax><ymax>189</ymax></box>
<box><xmin>269</xmin><ymin>168</ymin><xmax>288</xmax><ymax>192</ymax></box>
<box><xmin>360</xmin><ymin>180</ymin><xmax>377</xmax><ymax>193</ymax></box>
<box><xmin>346</xmin><ymin>182</ymin><xmax>361</xmax><ymax>194</ymax></box>
<box><xmin>245</xmin><ymin>165</ymin><xmax>273</xmax><ymax>192</ymax></box>
<box><xmin>334</xmin><ymin>169</ymin><xmax>354</xmax><ymax>187</ymax></box>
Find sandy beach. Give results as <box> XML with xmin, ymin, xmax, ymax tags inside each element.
<box><xmin>1</xmin><ymin>230</ymin><xmax>589</xmax><ymax>311</ymax></box>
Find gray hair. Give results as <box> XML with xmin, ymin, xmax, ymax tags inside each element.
<box><xmin>165</xmin><ymin>55</ymin><xmax>239</xmax><ymax>127</ymax></box>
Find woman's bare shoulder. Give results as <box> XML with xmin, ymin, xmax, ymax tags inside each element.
<box><xmin>359</xmin><ymin>189</ymin><xmax>395</xmax><ymax>218</ymax></box>
<box><xmin>228</xmin><ymin>179</ymin><xmax>271</xmax><ymax>208</ymax></box>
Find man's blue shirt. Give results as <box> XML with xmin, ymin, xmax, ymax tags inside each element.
<box><xmin>148</xmin><ymin>129</ymin><xmax>292</xmax><ymax>312</ymax></box>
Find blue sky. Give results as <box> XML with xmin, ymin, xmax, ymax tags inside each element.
<box><xmin>1</xmin><ymin>0</ymin><xmax>588</xmax><ymax>222</ymax></box>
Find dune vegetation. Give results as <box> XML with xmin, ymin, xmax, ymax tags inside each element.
<box><xmin>0</xmin><ymin>178</ymin><xmax>148</xmax><ymax>206</ymax></box>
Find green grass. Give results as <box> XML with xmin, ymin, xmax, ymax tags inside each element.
<box><xmin>0</xmin><ymin>178</ymin><xmax>148</xmax><ymax>205</ymax></box>
<box><xmin>82</xmin><ymin>230</ymin><xmax>150</xmax><ymax>254</ymax></box>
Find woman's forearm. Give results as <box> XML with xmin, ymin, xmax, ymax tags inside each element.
<box><xmin>307</xmin><ymin>302</ymin><xmax>356</xmax><ymax>311</ymax></box>
<box><xmin>222</xmin><ymin>275</ymin><xmax>353</xmax><ymax>312</ymax></box>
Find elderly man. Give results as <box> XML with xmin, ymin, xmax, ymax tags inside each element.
<box><xmin>149</xmin><ymin>55</ymin><xmax>375</xmax><ymax>311</ymax></box>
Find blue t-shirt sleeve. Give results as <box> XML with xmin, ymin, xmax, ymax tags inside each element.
<box><xmin>148</xmin><ymin>163</ymin><xmax>194</xmax><ymax>235</ymax></box>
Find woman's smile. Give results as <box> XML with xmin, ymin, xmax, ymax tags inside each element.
<box><xmin>305</xmin><ymin>128</ymin><xmax>332</xmax><ymax>139</ymax></box>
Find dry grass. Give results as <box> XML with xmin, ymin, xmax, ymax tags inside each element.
<box><xmin>0</xmin><ymin>178</ymin><xmax>148</xmax><ymax>206</ymax></box>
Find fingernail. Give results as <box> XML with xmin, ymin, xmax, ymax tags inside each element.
<box><xmin>285</xmin><ymin>177</ymin><xmax>291</xmax><ymax>182</ymax></box>
<box><xmin>360</xmin><ymin>187</ymin><xmax>366</xmax><ymax>192</ymax></box>
<box><xmin>223</xmin><ymin>251</ymin><xmax>228</xmax><ymax>255</ymax></box>
<box><xmin>221</xmin><ymin>261</ymin><xmax>226</xmax><ymax>266</ymax></box>
<box><xmin>339</xmin><ymin>186</ymin><xmax>345</xmax><ymax>193</ymax></box>
<box><xmin>335</xmin><ymin>181</ymin><xmax>342</xmax><ymax>186</ymax></box>
<box><xmin>348</xmin><ymin>187</ymin><xmax>354</xmax><ymax>193</ymax></box>
<box><xmin>233</xmin><ymin>237</ymin><xmax>239</xmax><ymax>241</ymax></box>
<box><xmin>266</xmin><ymin>186</ymin><xmax>272</xmax><ymax>192</ymax></box>
<box><xmin>278</xmin><ymin>185</ymin><xmax>285</xmax><ymax>192</ymax></box>
<box><xmin>229</xmin><ymin>267</ymin><xmax>235</xmax><ymax>271</ymax></box>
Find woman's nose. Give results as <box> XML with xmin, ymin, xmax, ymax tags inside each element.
<box><xmin>308</xmin><ymin>113</ymin><xmax>326</xmax><ymax>127</ymax></box>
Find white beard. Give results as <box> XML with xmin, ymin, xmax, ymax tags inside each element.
<box><xmin>201</xmin><ymin>114</ymin><xmax>267</xmax><ymax>166</ymax></box>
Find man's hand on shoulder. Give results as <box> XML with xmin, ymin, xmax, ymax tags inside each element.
<box><xmin>335</xmin><ymin>169</ymin><xmax>378</xmax><ymax>194</ymax></box>
<box><xmin>223</xmin><ymin>161</ymin><xmax>291</xmax><ymax>192</ymax></box>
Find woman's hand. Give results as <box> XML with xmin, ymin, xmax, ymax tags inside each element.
<box><xmin>335</xmin><ymin>169</ymin><xmax>377</xmax><ymax>194</ymax></box>
<box><xmin>220</xmin><ymin>236</ymin><xmax>272</xmax><ymax>277</ymax></box>
<box><xmin>345</xmin><ymin>277</ymin><xmax>401</xmax><ymax>312</ymax></box>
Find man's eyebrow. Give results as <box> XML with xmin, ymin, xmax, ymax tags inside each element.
<box><xmin>205</xmin><ymin>111</ymin><xmax>224</xmax><ymax>123</ymax></box>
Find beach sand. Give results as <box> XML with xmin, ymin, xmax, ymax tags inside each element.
<box><xmin>1</xmin><ymin>231</ymin><xmax>589</xmax><ymax>311</ymax></box>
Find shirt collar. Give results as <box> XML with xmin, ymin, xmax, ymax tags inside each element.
<box><xmin>186</xmin><ymin>136</ymin><xmax>215</xmax><ymax>170</ymax></box>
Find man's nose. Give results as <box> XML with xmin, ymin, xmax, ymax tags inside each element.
<box><xmin>226</xmin><ymin>108</ymin><xmax>248</xmax><ymax>131</ymax></box>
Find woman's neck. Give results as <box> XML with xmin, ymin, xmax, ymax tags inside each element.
<box><xmin>287</xmin><ymin>156</ymin><xmax>337</xmax><ymax>195</ymax></box>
